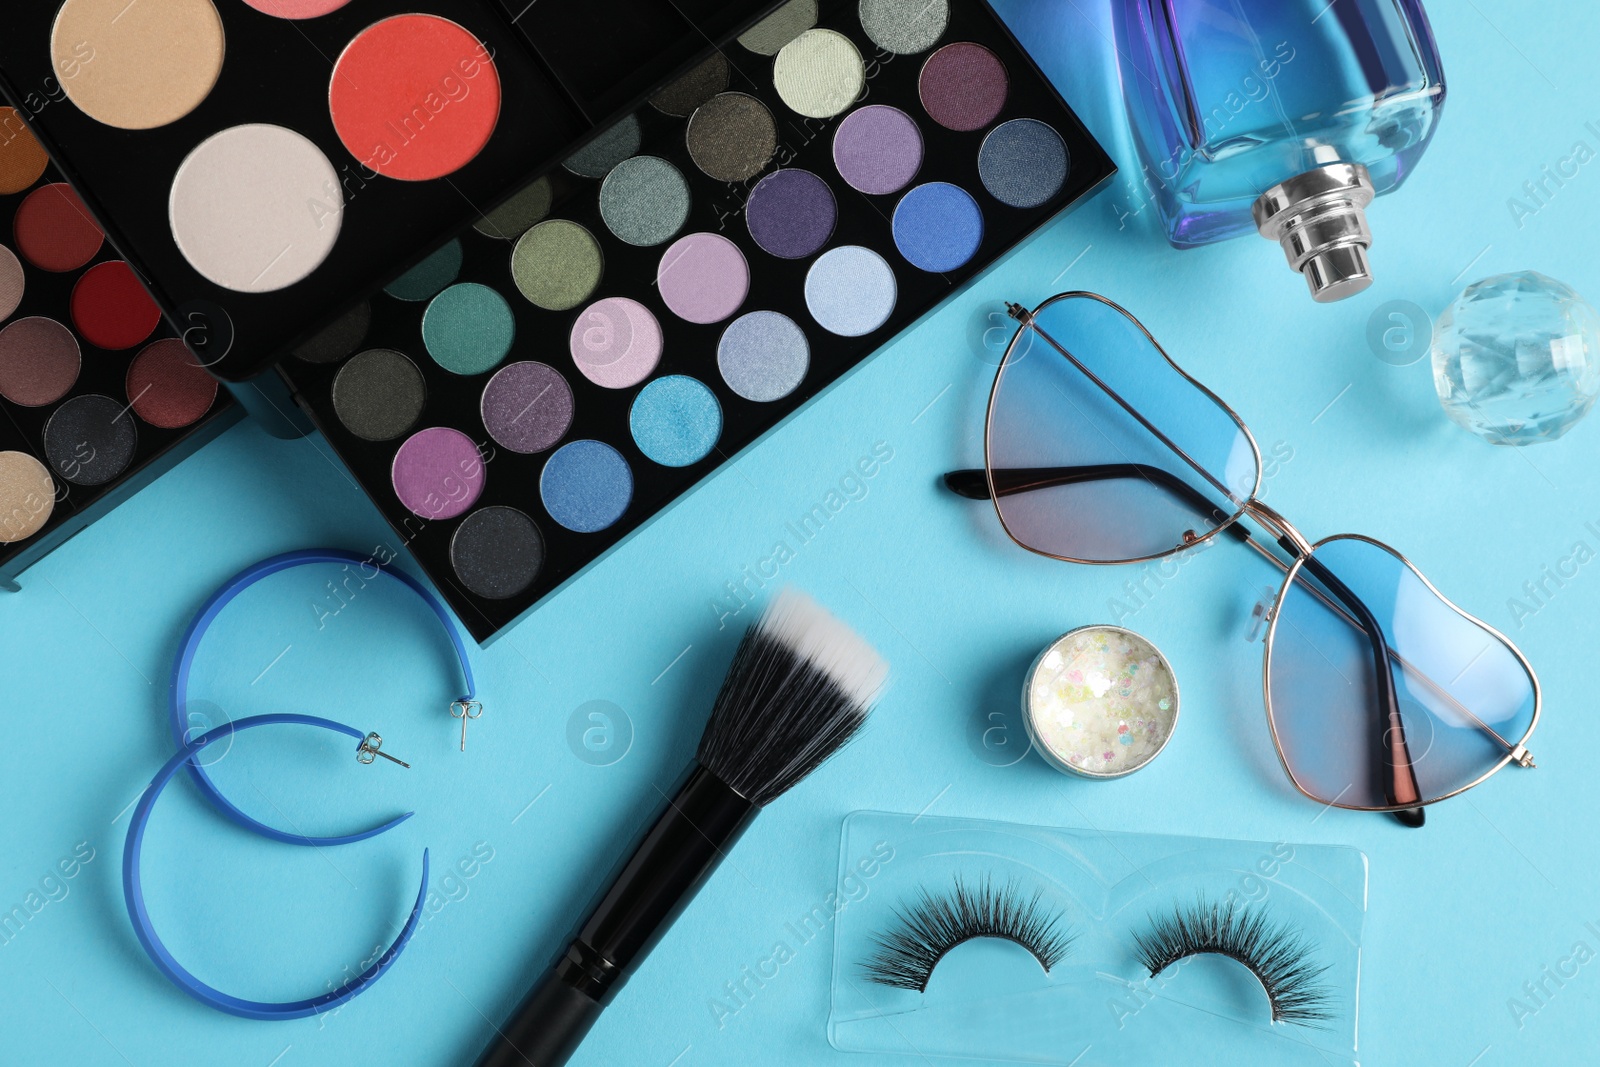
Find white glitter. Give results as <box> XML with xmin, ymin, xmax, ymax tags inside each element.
<box><xmin>1022</xmin><ymin>626</ymin><xmax>1179</xmax><ymax>778</ymax></box>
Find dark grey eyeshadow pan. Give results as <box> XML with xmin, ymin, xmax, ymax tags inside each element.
<box><xmin>450</xmin><ymin>506</ymin><xmax>546</xmax><ymax>600</ymax></box>
<box><xmin>43</xmin><ymin>394</ymin><xmax>137</xmax><ymax>486</ymax></box>
<box><xmin>332</xmin><ymin>348</ymin><xmax>427</xmax><ymax>442</ymax></box>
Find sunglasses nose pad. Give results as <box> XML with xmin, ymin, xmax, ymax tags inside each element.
<box><xmin>1244</xmin><ymin>584</ymin><xmax>1276</xmax><ymax>643</ymax></box>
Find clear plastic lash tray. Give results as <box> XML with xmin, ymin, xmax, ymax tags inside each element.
<box><xmin>829</xmin><ymin>811</ymin><xmax>1368</xmax><ymax>1066</ymax></box>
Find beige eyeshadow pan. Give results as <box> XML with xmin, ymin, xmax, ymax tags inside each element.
<box><xmin>0</xmin><ymin>451</ymin><xmax>55</xmax><ymax>544</ymax></box>
<box><xmin>52</xmin><ymin>0</ymin><xmax>226</xmax><ymax>131</ymax></box>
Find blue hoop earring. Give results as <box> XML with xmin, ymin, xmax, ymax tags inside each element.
<box><xmin>124</xmin><ymin>713</ymin><xmax>428</xmax><ymax>1021</ymax></box>
<box><xmin>168</xmin><ymin>548</ymin><xmax>478</xmax><ymax>846</ymax></box>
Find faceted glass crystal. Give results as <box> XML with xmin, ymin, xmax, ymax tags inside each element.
<box><xmin>1432</xmin><ymin>271</ymin><xmax>1600</xmax><ymax>445</ymax></box>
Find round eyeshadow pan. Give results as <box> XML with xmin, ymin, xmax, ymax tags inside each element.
<box><xmin>600</xmin><ymin>156</ymin><xmax>691</xmax><ymax>247</ymax></box>
<box><xmin>481</xmin><ymin>361</ymin><xmax>573</xmax><ymax>453</ymax></box>
<box><xmin>630</xmin><ymin>375</ymin><xmax>723</xmax><ymax>467</ymax></box>
<box><xmin>126</xmin><ymin>338</ymin><xmax>219</xmax><ymax>429</ymax></box>
<box><xmin>739</xmin><ymin>0</ymin><xmax>818</xmax><ymax>54</ymax></box>
<box><xmin>451</xmin><ymin>506</ymin><xmax>545</xmax><ymax>600</ymax></box>
<box><xmin>474</xmin><ymin>178</ymin><xmax>553</xmax><ymax>240</ymax></box>
<box><xmin>859</xmin><ymin>0</ymin><xmax>950</xmax><ymax>54</ymax></box>
<box><xmin>774</xmin><ymin>29</ymin><xmax>865</xmax><ymax>120</ymax></box>
<box><xmin>805</xmin><ymin>246</ymin><xmax>897</xmax><ymax>337</ymax></box>
<box><xmin>14</xmin><ymin>184</ymin><xmax>104</xmax><ymax>273</ymax></box>
<box><xmin>331</xmin><ymin>348</ymin><xmax>426</xmax><ymax>441</ymax></box>
<box><xmin>329</xmin><ymin>15</ymin><xmax>501</xmax><ymax>182</ymax></box>
<box><xmin>686</xmin><ymin>93</ymin><xmax>778</xmax><ymax>183</ymax></box>
<box><xmin>0</xmin><ymin>450</ymin><xmax>56</xmax><ymax>544</ymax></box>
<box><xmin>513</xmin><ymin>220</ymin><xmax>604</xmax><ymax>311</ymax></box>
<box><xmin>718</xmin><ymin>311</ymin><xmax>810</xmax><ymax>402</ymax></box>
<box><xmin>540</xmin><ymin>440</ymin><xmax>632</xmax><ymax>533</ymax></box>
<box><xmin>385</xmin><ymin>239</ymin><xmax>463</xmax><ymax>301</ymax></box>
<box><xmin>170</xmin><ymin>124</ymin><xmax>342</xmax><ymax>293</ymax></box>
<box><xmin>293</xmin><ymin>301</ymin><xmax>371</xmax><ymax>364</ymax></box>
<box><xmin>0</xmin><ymin>245</ymin><xmax>24</xmax><ymax>321</ymax></box>
<box><xmin>391</xmin><ymin>426</ymin><xmax>484</xmax><ymax>520</ymax></box>
<box><xmin>43</xmin><ymin>394</ymin><xmax>137</xmax><ymax>486</ymax></box>
<box><xmin>241</xmin><ymin>0</ymin><xmax>353</xmax><ymax>17</ymax></box>
<box><xmin>650</xmin><ymin>53</ymin><xmax>731</xmax><ymax>117</ymax></box>
<box><xmin>0</xmin><ymin>317</ymin><xmax>80</xmax><ymax>407</ymax></box>
<box><xmin>423</xmin><ymin>283</ymin><xmax>515</xmax><ymax>376</ymax></box>
<box><xmin>52</xmin><ymin>0</ymin><xmax>225</xmax><ymax>130</ymax></box>
<box><xmin>658</xmin><ymin>233</ymin><xmax>750</xmax><ymax>324</ymax></box>
<box><xmin>0</xmin><ymin>109</ymin><xmax>50</xmax><ymax>195</ymax></box>
<box><xmin>569</xmin><ymin>297</ymin><xmax>663</xmax><ymax>390</ymax></box>
<box><xmin>920</xmin><ymin>42</ymin><xmax>1008</xmax><ymax>132</ymax></box>
<box><xmin>746</xmin><ymin>169</ymin><xmax>837</xmax><ymax>260</ymax></box>
<box><xmin>563</xmin><ymin>115</ymin><xmax>642</xmax><ymax>180</ymax></box>
<box><xmin>70</xmin><ymin>261</ymin><xmax>162</xmax><ymax>351</ymax></box>
<box><xmin>893</xmin><ymin>182</ymin><xmax>984</xmax><ymax>272</ymax></box>
<box><xmin>833</xmin><ymin>105</ymin><xmax>924</xmax><ymax>195</ymax></box>
<box><xmin>980</xmin><ymin>118</ymin><xmax>1070</xmax><ymax>209</ymax></box>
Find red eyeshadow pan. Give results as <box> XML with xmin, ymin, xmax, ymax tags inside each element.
<box><xmin>70</xmin><ymin>261</ymin><xmax>161</xmax><ymax>351</ymax></box>
<box><xmin>329</xmin><ymin>15</ymin><xmax>502</xmax><ymax>182</ymax></box>
<box><xmin>13</xmin><ymin>183</ymin><xmax>104</xmax><ymax>272</ymax></box>
<box><xmin>126</xmin><ymin>337</ymin><xmax>218</xmax><ymax>429</ymax></box>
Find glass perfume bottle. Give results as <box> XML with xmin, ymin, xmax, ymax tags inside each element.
<box><xmin>1112</xmin><ymin>0</ymin><xmax>1446</xmax><ymax>301</ymax></box>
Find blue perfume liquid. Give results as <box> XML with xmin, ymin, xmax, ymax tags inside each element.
<box><xmin>1113</xmin><ymin>0</ymin><xmax>1446</xmax><ymax>297</ymax></box>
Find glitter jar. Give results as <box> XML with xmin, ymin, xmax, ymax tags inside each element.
<box><xmin>1021</xmin><ymin>625</ymin><xmax>1179</xmax><ymax>779</ymax></box>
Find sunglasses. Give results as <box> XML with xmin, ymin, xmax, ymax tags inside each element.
<box><xmin>945</xmin><ymin>293</ymin><xmax>1540</xmax><ymax>827</ymax></box>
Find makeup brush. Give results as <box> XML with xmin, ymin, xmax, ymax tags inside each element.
<box><xmin>475</xmin><ymin>589</ymin><xmax>888</xmax><ymax>1067</ymax></box>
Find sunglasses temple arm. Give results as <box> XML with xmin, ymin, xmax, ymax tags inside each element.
<box><xmin>1278</xmin><ymin>552</ymin><xmax>1426</xmax><ymax>827</ymax></box>
<box><xmin>943</xmin><ymin>466</ymin><xmax>1253</xmax><ymax>545</ymax></box>
<box><xmin>1238</xmin><ymin>534</ymin><xmax>1522</xmax><ymax>763</ymax></box>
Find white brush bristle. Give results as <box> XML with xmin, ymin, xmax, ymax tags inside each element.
<box><xmin>758</xmin><ymin>588</ymin><xmax>889</xmax><ymax>709</ymax></box>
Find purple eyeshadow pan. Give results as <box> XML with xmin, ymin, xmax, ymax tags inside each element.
<box><xmin>833</xmin><ymin>106</ymin><xmax>924</xmax><ymax>195</ymax></box>
<box><xmin>481</xmin><ymin>361</ymin><xmax>574</xmax><ymax>454</ymax></box>
<box><xmin>658</xmin><ymin>233</ymin><xmax>750</xmax><ymax>324</ymax></box>
<box><xmin>391</xmin><ymin>426</ymin><xmax>485</xmax><ymax>520</ymax></box>
<box><xmin>746</xmin><ymin>169</ymin><xmax>837</xmax><ymax>259</ymax></box>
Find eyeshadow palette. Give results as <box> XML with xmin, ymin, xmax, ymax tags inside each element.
<box><xmin>276</xmin><ymin>0</ymin><xmax>1116</xmax><ymax>643</ymax></box>
<box><xmin>0</xmin><ymin>0</ymin><xmax>781</xmax><ymax>381</ymax></box>
<box><xmin>0</xmin><ymin>108</ymin><xmax>238</xmax><ymax>589</ymax></box>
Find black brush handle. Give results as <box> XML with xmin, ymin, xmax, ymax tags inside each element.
<box><xmin>474</xmin><ymin>977</ymin><xmax>600</xmax><ymax>1067</ymax></box>
<box><xmin>474</xmin><ymin>763</ymin><xmax>758</xmax><ymax>1067</ymax></box>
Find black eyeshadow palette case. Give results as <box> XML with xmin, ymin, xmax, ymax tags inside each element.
<box><xmin>273</xmin><ymin>0</ymin><xmax>1116</xmax><ymax>643</ymax></box>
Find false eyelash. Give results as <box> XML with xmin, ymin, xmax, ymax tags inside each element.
<box><xmin>860</xmin><ymin>877</ymin><xmax>1075</xmax><ymax>992</ymax></box>
<box><xmin>1131</xmin><ymin>897</ymin><xmax>1333</xmax><ymax>1027</ymax></box>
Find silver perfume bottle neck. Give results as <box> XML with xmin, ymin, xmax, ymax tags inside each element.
<box><xmin>1252</xmin><ymin>163</ymin><xmax>1377</xmax><ymax>303</ymax></box>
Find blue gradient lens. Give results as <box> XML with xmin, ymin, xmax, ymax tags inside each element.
<box><xmin>1267</xmin><ymin>536</ymin><xmax>1538</xmax><ymax>808</ymax></box>
<box><xmin>986</xmin><ymin>293</ymin><xmax>1260</xmax><ymax>562</ymax></box>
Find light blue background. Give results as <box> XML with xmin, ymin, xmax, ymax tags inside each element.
<box><xmin>4</xmin><ymin>1</ymin><xmax>1598</xmax><ymax>1063</ymax></box>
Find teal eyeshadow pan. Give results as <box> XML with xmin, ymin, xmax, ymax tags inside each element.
<box><xmin>422</xmin><ymin>283</ymin><xmax>515</xmax><ymax>375</ymax></box>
